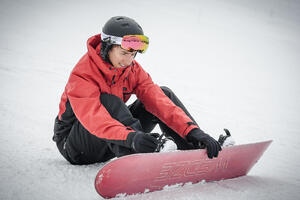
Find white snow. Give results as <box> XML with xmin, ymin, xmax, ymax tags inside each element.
<box><xmin>0</xmin><ymin>0</ymin><xmax>299</xmax><ymax>199</ymax></box>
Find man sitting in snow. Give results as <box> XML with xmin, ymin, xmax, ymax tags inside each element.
<box><xmin>53</xmin><ymin>16</ymin><xmax>221</xmax><ymax>165</ymax></box>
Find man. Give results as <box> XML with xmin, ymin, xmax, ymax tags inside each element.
<box><xmin>53</xmin><ymin>16</ymin><xmax>221</xmax><ymax>165</ymax></box>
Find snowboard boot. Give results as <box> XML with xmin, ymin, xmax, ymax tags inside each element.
<box><xmin>218</xmin><ymin>128</ymin><xmax>235</xmax><ymax>147</ymax></box>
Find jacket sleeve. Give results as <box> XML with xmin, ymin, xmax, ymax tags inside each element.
<box><xmin>133</xmin><ymin>63</ymin><xmax>199</xmax><ymax>138</ymax></box>
<box><xmin>64</xmin><ymin>64</ymin><xmax>134</xmax><ymax>147</ymax></box>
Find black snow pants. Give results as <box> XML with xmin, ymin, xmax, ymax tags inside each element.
<box><xmin>54</xmin><ymin>86</ymin><xmax>197</xmax><ymax>165</ymax></box>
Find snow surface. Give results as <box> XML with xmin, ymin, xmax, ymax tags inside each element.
<box><xmin>0</xmin><ymin>0</ymin><xmax>299</xmax><ymax>199</ymax></box>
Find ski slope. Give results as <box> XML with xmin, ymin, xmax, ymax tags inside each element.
<box><xmin>0</xmin><ymin>0</ymin><xmax>299</xmax><ymax>199</ymax></box>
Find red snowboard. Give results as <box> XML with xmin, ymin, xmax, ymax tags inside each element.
<box><xmin>95</xmin><ymin>140</ymin><xmax>272</xmax><ymax>198</ymax></box>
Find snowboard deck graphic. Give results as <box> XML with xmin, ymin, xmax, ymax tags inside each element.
<box><xmin>95</xmin><ymin>140</ymin><xmax>272</xmax><ymax>198</ymax></box>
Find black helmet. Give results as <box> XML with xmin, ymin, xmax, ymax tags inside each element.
<box><xmin>102</xmin><ymin>16</ymin><xmax>144</xmax><ymax>37</ymax></box>
<box><xmin>100</xmin><ymin>16</ymin><xmax>144</xmax><ymax>63</ymax></box>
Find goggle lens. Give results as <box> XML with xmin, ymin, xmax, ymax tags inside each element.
<box><xmin>121</xmin><ymin>35</ymin><xmax>149</xmax><ymax>53</ymax></box>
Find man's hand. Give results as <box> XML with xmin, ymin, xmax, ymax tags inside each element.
<box><xmin>186</xmin><ymin>128</ymin><xmax>222</xmax><ymax>159</ymax></box>
<box><xmin>131</xmin><ymin>132</ymin><xmax>159</xmax><ymax>153</ymax></box>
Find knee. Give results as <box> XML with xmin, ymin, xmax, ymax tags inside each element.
<box><xmin>100</xmin><ymin>93</ymin><xmax>133</xmax><ymax>122</ymax></box>
<box><xmin>100</xmin><ymin>93</ymin><xmax>126</xmax><ymax>114</ymax></box>
<box><xmin>160</xmin><ymin>86</ymin><xmax>174</xmax><ymax>98</ymax></box>
<box><xmin>100</xmin><ymin>93</ymin><xmax>124</xmax><ymax>108</ymax></box>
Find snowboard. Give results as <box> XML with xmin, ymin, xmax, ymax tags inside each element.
<box><xmin>95</xmin><ymin>140</ymin><xmax>272</xmax><ymax>198</ymax></box>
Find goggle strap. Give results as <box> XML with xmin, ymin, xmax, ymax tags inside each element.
<box><xmin>101</xmin><ymin>32</ymin><xmax>123</xmax><ymax>45</ymax></box>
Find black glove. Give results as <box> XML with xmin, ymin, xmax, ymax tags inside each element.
<box><xmin>130</xmin><ymin>131</ymin><xmax>159</xmax><ymax>153</ymax></box>
<box><xmin>186</xmin><ymin>128</ymin><xmax>222</xmax><ymax>159</ymax></box>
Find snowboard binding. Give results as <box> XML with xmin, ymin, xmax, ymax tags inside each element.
<box><xmin>218</xmin><ymin>128</ymin><xmax>235</xmax><ymax>147</ymax></box>
<box><xmin>155</xmin><ymin>132</ymin><xmax>177</xmax><ymax>152</ymax></box>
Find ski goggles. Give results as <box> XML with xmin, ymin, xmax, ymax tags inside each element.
<box><xmin>101</xmin><ymin>32</ymin><xmax>149</xmax><ymax>53</ymax></box>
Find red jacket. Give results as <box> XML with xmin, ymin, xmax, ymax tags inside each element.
<box><xmin>58</xmin><ymin>34</ymin><xmax>198</xmax><ymax>144</ymax></box>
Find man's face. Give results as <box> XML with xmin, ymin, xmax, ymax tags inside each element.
<box><xmin>108</xmin><ymin>45</ymin><xmax>137</xmax><ymax>68</ymax></box>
